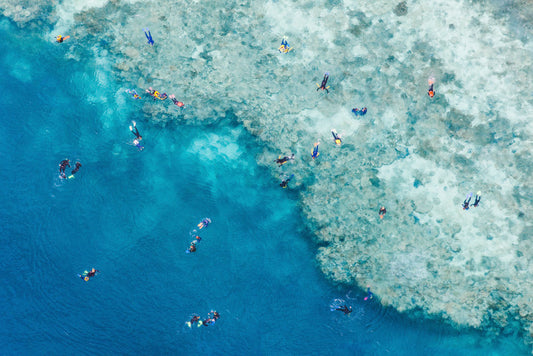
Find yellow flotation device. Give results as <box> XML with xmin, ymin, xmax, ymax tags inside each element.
<box><xmin>84</xmin><ymin>276</ymin><xmax>90</xmax><ymax>281</ymax></box>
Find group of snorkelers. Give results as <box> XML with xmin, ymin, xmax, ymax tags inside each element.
<box><xmin>78</xmin><ymin>268</ymin><xmax>99</xmax><ymax>282</ymax></box>
<box><xmin>186</xmin><ymin>218</ymin><xmax>211</xmax><ymax>253</ymax></box>
<box><xmin>59</xmin><ymin>159</ymin><xmax>82</xmax><ymax>179</ymax></box>
<box><xmin>125</xmin><ymin>87</ymin><xmax>185</xmax><ymax>107</ymax></box>
<box><xmin>186</xmin><ymin>310</ymin><xmax>220</xmax><ymax>328</ymax></box>
<box><xmin>463</xmin><ymin>192</ymin><xmax>481</xmax><ymax>210</ymax></box>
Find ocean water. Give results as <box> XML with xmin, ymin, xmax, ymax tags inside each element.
<box><xmin>0</xmin><ymin>7</ymin><xmax>531</xmax><ymax>356</ymax></box>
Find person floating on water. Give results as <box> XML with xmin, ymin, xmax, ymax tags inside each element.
<box><xmin>317</xmin><ymin>72</ymin><xmax>330</xmax><ymax>93</ymax></box>
<box><xmin>130</xmin><ymin>121</ymin><xmax>142</xmax><ymax>140</ymax></box>
<box><xmin>169</xmin><ymin>94</ymin><xmax>185</xmax><ymax>108</ymax></box>
<box><xmin>126</xmin><ymin>89</ymin><xmax>141</xmax><ymax>100</ymax></box>
<box><xmin>473</xmin><ymin>192</ymin><xmax>481</xmax><ymax>207</ymax></box>
<box><xmin>364</xmin><ymin>286</ymin><xmax>374</xmax><ymax>301</ymax></box>
<box><xmin>146</xmin><ymin>87</ymin><xmax>168</xmax><ymax>100</ymax></box>
<box><xmin>68</xmin><ymin>162</ymin><xmax>82</xmax><ymax>179</ymax></box>
<box><xmin>59</xmin><ymin>159</ymin><xmax>70</xmax><ymax>179</ymax></box>
<box><xmin>143</xmin><ymin>28</ymin><xmax>154</xmax><ymax>46</ymax></box>
<box><xmin>428</xmin><ymin>77</ymin><xmax>435</xmax><ymax>98</ymax></box>
<box><xmin>78</xmin><ymin>268</ymin><xmax>99</xmax><ymax>282</ymax></box>
<box><xmin>462</xmin><ymin>192</ymin><xmax>472</xmax><ymax>210</ymax></box>
<box><xmin>197</xmin><ymin>218</ymin><xmax>211</xmax><ymax>229</ymax></box>
<box><xmin>280</xmin><ymin>174</ymin><xmax>294</xmax><ymax>188</ymax></box>
<box><xmin>186</xmin><ymin>235</ymin><xmax>201</xmax><ymax>254</ymax></box>
<box><xmin>275</xmin><ymin>154</ymin><xmax>295</xmax><ymax>166</ymax></box>
<box><xmin>56</xmin><ymin>35</ymin><xmax>70</xmax><ymax>43</ymax></box>
<box><xmin>352</xmin><ymin>107</ymin><xmax>367</xmax><ymax>116</ymax></box>
<box><xmin>133</xmin><ymin>139</ymin><xmax>144</xmax><ymax>151</ymax></box>
<box><xmin>311</xmin><ymin>141</ymin><xmax>320</xmax><ymax>159</ymax></box>
<box><xmin>379</xmin><ymin>206</ymin><xmax>386</xmax><ymax>219</ymax></box>
<box><xmin>186</xmin><ymin>315</ymin><xmax>202</xmax><ymax>328</ymax></box>
<box><xmin>202</xmin><ymin>311</ymin><xmax>219</xmax><ymax>326</ymax></box>
<box><xmin>336</xmin><ymin>305</ymin><xmax>352</xmax><ymax>315</ymax></box>
<box><xmin>331</xmin><ymin>129</ymin><xmax>342</xmax><ymax>146</ymax></box>
<box><xmin>278</xmin><ymin>37</ymin><xmax>292</xmax><ymax>53</ymax></box>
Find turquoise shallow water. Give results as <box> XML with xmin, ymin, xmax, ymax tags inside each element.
<box><xmin>0</xmin><ymin>19</ymin><xmax>529</xmax><ymax>355</ymax></box>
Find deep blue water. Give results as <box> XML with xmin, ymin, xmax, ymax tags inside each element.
<box><xmin>0</xmin><ymin>20</ymin><xmax>528</xmax><ymax>355</ymax></box>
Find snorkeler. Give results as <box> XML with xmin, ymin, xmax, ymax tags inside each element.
<box><xmin>331</xmin><ymin>129</ymin><xmax>342</xmax><ymax>146</ymax></box>
<box><xmin>186</xmin><ymin>236</ymin><xmax>201</xmax><ymax>254</ymax></box>
<box><xmin>129</xmin><ymin>121</ymin><xmax>142</xmax><ymax>140</ymax></box>
<box><xmin>311</xmin><ymin>141</ymin><xmax>320</xmax><ymax>159</ymax></box>
<box><xmin>186</xmin><ymin>315</ymin><xmax>202</xmax><ymax>328</ymax></box>
<box><xmin>352</xmin><ymin>107</ymin><xmax>367</xmax><ymax>116</ymax></box>
<box><xmin>126</xmin><ymin>89</ymin><xmax>141</xmax><ymax>100</ymax></box>
<box><xmin>278</xmin><ymin>37</ymin><xmax>292</xmax><ymax>53</ymax></box>
<box><xmin>275</xmin><ymin>154</ymin><xmax>295</xmax><ymax>166</ymax></box>
<box><xmin>379</xmin><ymin>206</ymin><xmax>386</xmax><ymax>219</ymax></box>
<box><xmin>68</xmin><ymin>162</ymin><xmax>82</xmax><ymax>179</ymax></box>
<box><xmin>133</xmin><ymin>139</ymin><xmax>144</xmax><ymax>151</ymax></box>
<box><xmin>56</xmin><ymin>35</ymin><xmax>70</xmax><ymax>43</ymax></box>
<box><xmin>280</xmin><ymin>174</ymin><xmax>294</xmax><ymax>188</ymax></box>
<box><xmin>473</xmin><ymin>192</ymin><xmax>481</xmax><ymax>207</ymax></box>
<box><xmin>211</xmin><ymin>310</ymin><xmax>220</xmax><ymax>320</ymax></box>
<box><xmin>146</xmin><ymin>87</ymin><xmax>168</xmax><ymax>100</ymax></box>
<box><xmin>428</xmin><ymin>77</ymin><xmax>435</xmax><ymax>98</ymax></box>
<box><xmin>169</xmin><ymin>94</ymin><xmax>185</xmax><ymax>107</ymax></box>
<box><xmin>462</xmin><ymin>193</ymin><xmax>472</xmax><ymax>210</ymax></box>
<box><xmin>143</xmin><ymin>28</ymin><xmax>154</xmax><ymax>46</ymax></box>
<box><xmin>59</xmin><ymin>159</ymin><xmax>70</xmax><ymax>178</ymax></box>
<box><xmin>197</xmin><ymin>218</ymin><xmax>211</xmax><ymax>229</ymax></box>
<box><xmin>336</xmin><ymin>305</ymin><xmax>352</xmax><ymax>315</ymax></box>
<box><xmin>78</xmin><ymin>268</ymin><xmax>99</xmax><ymax>282</ymax></box>
<box><xmin>316</xmin><ymin>72</ymin><xmax>330</xmax><ymax>93</ymax></box>
<box><xmin>364</xmin><ymin>286</ymin><xmax>374</xmax><ymax>301</ymax></box>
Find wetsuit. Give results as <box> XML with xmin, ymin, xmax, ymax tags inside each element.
<box><xmin>131</xmin><ymin>125</ymin><xmax>141</xmax><ymax>139</ymax></box>
<box><xmin>317</xmin><ymin>73</ymin><xmax>329</xmax><ymax>93</ymax></box>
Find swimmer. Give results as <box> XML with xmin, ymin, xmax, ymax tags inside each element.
<box><xmin>187</xmin><ymin>315</ymin><xmax>201</xmax><ymax>328</ymax></box>
<box><xmin>133</xmin><ymin>139</ymin><xmax>144</xmax><ymax>151</ymax></box>
<box><xmin>336</xmin><ymin>305</ymin><xmax>352</xmax><ymax>315</ymax></box>
<box><xmin>59</xmin><ymin>159</ymin><xmax>70</xmax><ymax>178</ymax></box>
<box><xmin>473</xmin><ymin>192</ymin><xmax>481</xmax><ymax>207</ymax></box>
<box><xmin>316</xmin><ymin>72</ymin><xmax>330</xmax><ymax>93</ymax></box>
<box><xmin>143</xmin><ymin>28</ymin><xmax>154</xmax><ymax>46</ymax></box>
<box><xmin>68</xmin><ymin>162</ymin><xmax>82</xmax><ymax>179</ymax></box>
<box><xmin>364</xmin><ymin>286</ymin><xmax>374</xmax><ymax>301</ymax></box>
<box><xmin>56</xmin><ymin>35</ymin><xmax>70</xmax><ymax>43</ymax></box>
<box><xmin>169</xmin><ymin>94</ymin><xmax>185</xmax><ymax>107</ymax></box>
<box><xmin>129</xmin><ymin>121</ymin><xmax>142</xmax><ymax>140</ymax></box>
<box><xmin>202</xmin><ymin>316</ymin><xmax>216</xmax><ymax>326</ymax></box>
<box><xmin>186</xmin><ymin>241</ymin><xmax>197</xmax><ymax>254</ymax></box>
<box><xmin>331</xmin><ymin>129</ymin><xmax>342</xmax><ymax>146</ymax></box>
<box><xmin>278</xmin><ymin>37</ymin><xmax>292</xmax><ymax>53</ymax></box>
<box><xmin>211</xmin><ymin>310</ymin><xmax>220</xmax><ymax>320</ymax></box>
<box><xmin>275</xmin><ymin>153</ymin><xmax>295</xmax><ymax>166</ymax></box>
<box><xmin>280</xmin><ymin>174</ymin><xmax>294</xmax><ymax>188</ymax></box>
<box><xmin>197</xmin><ymin>218</ymin><xmax>211</xmax><ymax>229</ymax></box>
<box><xmin>78</xmin><ymin>268</ymin><xmax>99</xmax><ymax>282</ymax></box>
<box><xmin>311</xmin><ymin>141</ymin><xmax>320</xmax><ymax>159</ymax></box>
<box><xmin>428</xmin><ymin>77</ymin><xmax>435</xmax><ymax>98</ymax></box>
<box><xmin>352</xmin><ymin>107</ymin><xmax>367</xmax><ymax>116</ymax></box>
<box><xmin>462</xmin><ymin>192</ymin><xmax>472</xmax><ymax>210</ymax></box>
<box><xmin>379</xmin><ymin>206</ymin><xmax>386</xmax><ymax>219</ymax></box>
<box><xmin>126</xmin><ymin>89</ymin><xmax>141</xmax><ymax>100</ymax></box>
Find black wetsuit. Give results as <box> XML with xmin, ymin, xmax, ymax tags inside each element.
<box><xmin>131</xmin><ymin>126</ymin><xmax>141</xmax><ymax>139</ymax></box>
<box><xmin>336</xmin><ymin>305</ymin><xmax>352</xmax><ymax>314</ymax></box>
<box><xmin>317</xmin><ymin>74</ymin><xmax>329</xmax><ymax>93</ymax></box>
<box><xmin>276</xmin><ymin>154</ymin><xmax>294</xmax><ymax>166</ymax></box>
<box><xmin>473</xmin><ymin>195</ymin><xmax>481</xmax><ymax>207</ymax></box>
<box><xmin>463</xmin><ymin>197</ymin><xmax>471</xmax><ymax>210</ymax></box>
<box><xmin>71</xmin><ymin>162</ymin><xmax>82</xmax><ymax>175</ymax></box>
<box><xmin>59</xmin><ymin>160</ymin><xmax>70</xmax><ymax>173</ymax></box>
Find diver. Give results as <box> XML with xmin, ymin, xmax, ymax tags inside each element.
<box><xmin>352</xmin><ymin>107</ymin><xmax>367</xmax><ymax>116</ymax></box>
<box><xmin>56</xmin><ymin>35</ymin><xmax>70</xmax><ymax>43</ymax></box>
<box><xmin>462</xmin><ymin>193</ymin><xmax>472</xmax><ymax>210</ymax></box>
<box><xmin>331</xmin><ymin>129</ymin><xmax>342</xmax><ymax>145</ymax></box>
<box><xmin>311</xmin><ymin>141</ymin><xmax>320</xmax><ymax>159</ymax></box>
<box><xmin>336</xmin><ymin>305</ymin><xmax>352</xmax><ymax>315</ymax></box>
<box><xmin>473</xmin><ymin>192</ymin><xmax>481</xmax><ymax>207</ymax></box>
<box><xmin>317</xmin><ymin>72</ymin><xmax>330</xmax><ymax>93</ymax></box>
<box><xmin>143</xmin><ymin>28</ymin><xmax>154</xmax><ymax>46</ymax></box>
<box><xmin>364</xmin><ymin>286</ymin><xmax>374</xmax><ymax>301</ymax></box>
<box><xmin>275</xmin><ymin>153</ymin><xmax>295</xmax><ymax>166</ymax></box>
<box><xmin>428</xmin><ymin>77</ymin><xmax>435</xmax><ymax>98</ymax></box>
<box><xmin>169</xmin><ymin>94</ymin><xmax>185</xmax><ymax>107</ymax></box>
<box><xmin>379</xmin><ymin>206</ymin><xmax>386</xmax><ymax>219</ymax></box>
<box><xmin>68</xmin><ymin>162</ymin><xmax>82</xmax><ymax>179</ymax></box>
<box><xmin>197</xmin><ymin>218</ymin><xmax>211</xmax><ymax>229</ymax></box>
<box><xmin>78</xmin><ymin>268</ymin><xmax>99</xmax><ymax>282</ymax></box>
<box><xmin>59</xmin><ymin>159</ymin><xmax>70</xmax><ymax>178</ymax></box>
<box><xmin>126</xmin><ymin>89</ymin><xmax>141</xmax><ymax>100</ymax></box>
<box><xmin>129</xmin><ymin>121</ymin><xmax>142</xmax><ymax>140</ymax></box>
<box><xmin>280</xmin><ymin>174</ymin><xmax>294</xmax><ymax>188</ymax></box>
<box><xmin>278</xmin><ymin>37</ymin><xmax>292</xmax><ymax>53</ymax></box>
